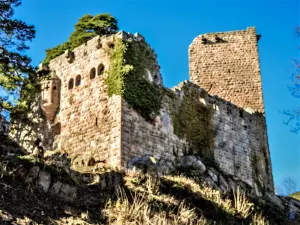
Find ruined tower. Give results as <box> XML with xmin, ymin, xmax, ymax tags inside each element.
<box><xmin>189</xmin><ymin>27</ymin><xmax>264</xmax><ymax>113</ymax></box>
<box><xmin>11</xmin><ymin>28</ymin><xmax>274</xmax><ymax>195</ymax></box>
<box><xmin>188</xmin><ymin>27</ymin><xmax>273</xmax><ymax>192</ymax></box>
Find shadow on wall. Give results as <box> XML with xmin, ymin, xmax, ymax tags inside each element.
<box><xmin>9</xmin><ymin>96</ymin><xmax>54</xmax><ymax>153</ymax></box>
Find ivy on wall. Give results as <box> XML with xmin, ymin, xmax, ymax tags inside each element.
<box><xmin>172</xmin><ymin>87</ymin><xmax>214</xmax><ymax>162</ymax></box>
<box><xmin>105</xmin><ymin>38</ymin><xmax>163</xmax><ymax>121</ymax></box>
<box><xmin>105</xmin><ymin>39</ymin><xmax>133</xmax><ymax>96</ymax></box>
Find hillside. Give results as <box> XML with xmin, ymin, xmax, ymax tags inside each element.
<box><xmin>1</xmin><ymin>133</ymin><xmax>300</xmax><ymax>225</ymax></box>
<box><xmin>290</xmin><ymin>192</ymin><xmax>300</xmax><ymax>201</ymax></box>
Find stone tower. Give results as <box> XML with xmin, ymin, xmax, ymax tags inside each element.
<box><xmin>11</xmin><ymin>28</ymin><xmax>274</xmax><ymax>194</ymax></box>
<box><xmin>189</xmin><ymin>27</ymin><xmax>264</xmax><ymax>113</ymax></box>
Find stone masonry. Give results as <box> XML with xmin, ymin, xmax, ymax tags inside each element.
<box><xmin>12</xmin><ymin>28</ymin><xmax>274</xmax><ymax>193</ymax></box>
<box><xmin>122</xmin><ymin>80</ymin><xmax>273</xmax><ymax>192</ymax></box>
<box><xmin>43</xmin><ymin>35</ymin><xmax>122</xmax><ymax>168</ymax></box>
<box><xmin>189</xmin><ymin>27</ymin><xmax>264</xmax><ymax>113</ymax></box>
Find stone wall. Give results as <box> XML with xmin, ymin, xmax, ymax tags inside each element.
<box><xmin>172</xmin><ymin>81</ymin><xmax>273</xmax><ymax>192</ymax></box>
<box><xmin>121</xmin><ymin>80</ymin><xmax>273</xmax><ymax>193</ymax></box>
<box><xmin>121</xmin><ymin>99</ymin><xmax>187</xmax><ymax>168</ymax></box>
<box><xmin>189</xmin><ymin>27</ymin><xmax>264</xmax><ymax>113</ymax></box>
<box><xmin>47</xmin><ymin>35</ymin><xmax>122</xmax><ymax>168</ymax></box>
<box><xmin>9</xmin><ymin>96</ymin><xmax>53</xmax><ymax>153</ymax></box>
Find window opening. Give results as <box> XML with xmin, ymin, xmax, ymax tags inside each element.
<box><xmin>68</xmin><ymin>78</ymin><xmax>74</xmax><ymax>90</ymax></box>
<box><xmin>97</xmin><ymin>64</ymin><xmax>105</xmax><ymax>76</ymax></box>
<box><xmin>90</xmin><ymin>67</ymin><xmax>96</xmax><ymax>79</ymax></box>
<box><xmin>75</xmin><ymin>75</ymin><xmax>81</xmax><ymax>86</ymax></box>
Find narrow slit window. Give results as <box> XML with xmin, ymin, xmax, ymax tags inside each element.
<box><xmin>90</xmin><ymin>67</ymin><xmax>96</xmax><ymax>79</ymax></box>
<box><xmin>68</xmin><ymin>78</ymin><xmax>74</xmax><ymax>90</ymax></box>
<box><xmin>75</xmin><ymin>75</ymin><xmax>81</xmax><ymax>86</ymax></box>
<box><xmin>97</xmin><ymin>64</ymin><xmax>105</xmax><ymax>76</ymax></box>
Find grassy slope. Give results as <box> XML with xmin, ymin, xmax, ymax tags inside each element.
<box><xmin>0</xmin><ymin>136</ymin><xmax>294</xmax><ymax>225</ymax></box>
<box><xmin>290</xmin><ymin>192</ymin><xmax>300</xmax><ymax>201</ymax></box>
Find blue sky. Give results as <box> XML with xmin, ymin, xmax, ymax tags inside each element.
<box><xmin>13</xmin><ymin>0</ymin><xmax>299</xmax><ymax>192</ymax></box>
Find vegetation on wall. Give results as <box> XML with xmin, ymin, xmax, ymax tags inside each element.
<box><xmin>105</xmin><ymin>39</ymin><xmax>132</xmax><ymax>96</ymax></box>
<box><xmin>105</xmin><ymin>38</ymin><xmax>163</xmax><ymax>121</ymax></box>
<box><xmin>42</xmin><ymin>14</ymin><xmax>118</xmax><ymax>64</ymax></box>
<box><xmin>172</xmin><ymin>88</ymin><xmax>214</xmax><ymax>161</ymax></box>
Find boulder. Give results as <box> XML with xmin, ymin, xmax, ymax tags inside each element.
<box><xmin>179</xmin><ymin>155</ymin><xmax>207</xmax><ymax>174</ymax></box>
<box><xmin>38</xmin><ymin>171</ymin><xmax>51</xmax><ymax>192</ymax></box>
<box><xmin>219</xmin><ymin>175</ymin><xmax>229</xmax><ymax>192</ymax></box>
<box><xmin>204</xmin><ymin>176</ymin><xmax>217</xmax><ymax>189</ymax></box>
<box><xmin>127</xmin><ymin>155</ymin><xmax>157</xmax><ymax>173</ymax></box>
<box><xmin>50</xmin><ymin>181</ymin><xmax>63</xmax><ymax>194</ymax></box>
<box><xmin>180</xmin><ymin>155</ymin><xmax>197</xmax><ymax>168</ymax></box>
<box><xmin>25</xmin><ymin>166</ymin><xmax>40</xmax><ymax>183</ymax></box>
<box><xmin>290</xmin><ymin>198</ymin><xmax>300</xmax><ymax>209</ymax></box>
<box><xmin>208</xmin><ymin>169</ymin><xmax>218</xmax><ymax>183</ymax></box>
<box><xmin>288</xmin><ymin>198</ymin><xmax>300</xmax><ymax>214</ymax></box>
<box><xmin>194</xmin><ymin>159</ymin><xmax>206</xmax><ymax>174</ymax></box>
<box><xmin>157</xmin><ymin>160</ymin><xmax>176</xmax><ymax>175</ymax></box>
<box><xmin>265</xmin><ymin>192</ymin><xmax>284</xmax><ymax>210</ymax></box>
<box><xmin>59</xmin><ymin>183</ymin><xmax>77</xmax><ymax>201</ymax></box>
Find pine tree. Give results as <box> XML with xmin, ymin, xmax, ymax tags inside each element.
<box><xmin>43</xmin><ymin>13</ymin><xmax>118</xmax><ymax>64</ymax></box>
<box><xmin>0</xmin><ymin>0</ymin><xmax>37</xmax><ymax>116</ymax></box>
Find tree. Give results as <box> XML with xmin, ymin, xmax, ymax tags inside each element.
<box><xmin>284</xmin><ymin>26</ymin><xmax>300</xmax><ymax>133</ymax></box>
<box><xmin>281</xmin><ymin>176</ymin><xmax>299</xmax><ymax>196</ymax></box>
<box><xmin>0</xmin><ymin>0</ymin><xmax>37</xmax><ymax>117</ymax></box>
<box><xmin>43</xmin><ymin>13</ymin><xmax>118</xmax><ymax>64</ymax></box>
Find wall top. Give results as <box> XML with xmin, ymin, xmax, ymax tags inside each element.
<box><xmin>189</xmin><ymin>27</ymin><xmax>259</xmax><ymax>49</ymax></box>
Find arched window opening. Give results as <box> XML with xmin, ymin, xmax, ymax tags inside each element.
<box><xmin>97</xmin><ymin>64</ymin><xmax>105</xmax><ymax>76</ymax></box>
<box><xmin>75</xmin><ymin>75</ymin><xmax>81</xmax><ymax>86</ymax></box>
<box><xmin>53</xmin><ymin>86</ymin><xmax>57</xmax><ymax>90</ymax></box>
<box><xmin>68</xmin><ymin>78</ymin><xmax>74</xmax><ymax>90</ymax></box>
<box><xmin>90</xmin><ymin>67</ymin><xmax>96</xmax><ymax>79</ymax></box>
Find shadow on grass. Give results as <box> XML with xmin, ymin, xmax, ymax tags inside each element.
<box><xmin>159</xmin><ymin>177</ymin><xmax>249</xmax><ymax>225</ymax></box>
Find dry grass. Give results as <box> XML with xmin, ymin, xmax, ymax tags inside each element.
<box><xmin>251</xmin><ymin>213</ymin><xmax>270</xmax><ymax>225</ymax></box>
<box><xmin>123</xmin><ymin>175</ymin><xmax>270</xmax><ymax>225</ymax></box>
<box><xmin>103</xmin><ymin>188</ymin><xmax>211</xmax><ymax>225</ymax></box>
<box><xmin>163</xmin><ymin>175</ymin><xmax>234</xmax><ymax>215</ymax></box>
<box><xmin>233</xmin><ymin>187</ymin><xmax>254</xmax><ymax>218</ymax></box>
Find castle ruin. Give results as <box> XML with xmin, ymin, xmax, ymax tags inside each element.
<box><xmin>11</xmin><ymin>27</ymin><xmax>274</xmax><ymax>194</ymax></box>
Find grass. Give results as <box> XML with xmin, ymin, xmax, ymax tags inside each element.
<box><xmin>0</xmin><ymin>147</ymin><xmax>291</xmax><ymax>224</ymax></box>
<box><xmin>290</xmin><ymin>192</ymin><xmax>300</xmax><ymax>201</ymax></box>
<box><xmin>104</xmin><ymin>188</ymin><xmax>210</xmax><ymax>225</ymax></box>
<box><xmin>233</xmin><ymin>187</ymin><xmax>254</xmax><ymax>218</ymax></box>
<box><xmin>103</xmin><ymin>173</ymin><xmax>272</xmax><ymax>225</ymax></box>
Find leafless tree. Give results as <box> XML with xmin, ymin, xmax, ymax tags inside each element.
<box><xmin>281</xmin><ymin>176</ymin><xmax>299</xmax><ymax>196</ymax></box>
<box><xmin>284</xmin><ymin>26</ymin><xmax>300</xmax><ymax>133</ymax></box>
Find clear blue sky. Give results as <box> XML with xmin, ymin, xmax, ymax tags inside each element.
<box><xmin>14</xmin><ymin>0</ymin><xmax>299</xmax><ymax>192</ymax></box>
